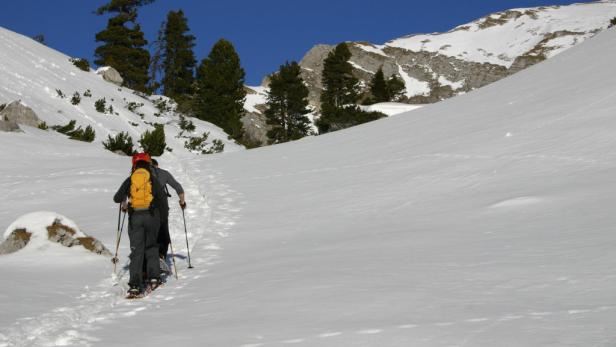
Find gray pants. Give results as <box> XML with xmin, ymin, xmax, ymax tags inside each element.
<box><xmin>128</xmin><ymin>209</ymin><xmax>161</xmax><ymax>287</ymax></box>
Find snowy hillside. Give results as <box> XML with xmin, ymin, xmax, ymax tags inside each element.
<box><xmin>3</xmin><ymin>15</ymin><xmax>616</xmax><ymax>347</ymax></box>
<box><xmin>385</xmin><ymin>1</ymin><xmax>616</xmax><ymax>67</ymax></box>
<box><xmin>0</xmin><ymin>26</ymin><xmax>242</xmax><ymax>154</ymax></box>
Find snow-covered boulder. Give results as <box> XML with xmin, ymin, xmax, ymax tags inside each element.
<box><xmin>0</xmin><ymin>212</ymin><xmax>111</xmax><ymax>256</ymax></box>
<box><xmin>0</xmin><ymin>100</ymin><xmax>40</xmax><ymax>128</ymax></box>
<box><xmin>96</xmin><ymin>66</ymin><xmax>124</xmax><ymax>86</ymax></box>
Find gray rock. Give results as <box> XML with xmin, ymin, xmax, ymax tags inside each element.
<box><xmin>241</xmin><ymin>111</ymin><xmax>269</xmax><ymax>147</ymax></box>
<box><xmin>0</xmin><ymin>119</ymin><xmax>21</xmax><ymax>132</ymax></box>
<box><xmin>0</xmin><ymin>101</ymin><xmax>40</xmax><ymax>128</ymax></box>
<box><xmin>96</xmin><ymin>67</ymin><xmax>124</xmax><ymax>86</ymax></box>
<box><xmin>0</xmin><ymin>229</ymin><xmax>31</xmax><ymax>255</ymax></box>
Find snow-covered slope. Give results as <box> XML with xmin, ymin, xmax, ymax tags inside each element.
<box><xmin>3</xmin><ymin>17</ymin><xmax>616</xmax><ymax>347</ymax></box>
<box><xmin>385</xmin><ymin>1</ymin><xmax>616</xmax><ymax>67</ymax></box>
<box><xmin>145</xmin><ymin>28</ymin><xmax>616</xmax><ymax>346</ymax></box>
<box><xmin>0</xmin><ymin>26</ymin><xmax>241</xmax><ymax>154</ymax></box>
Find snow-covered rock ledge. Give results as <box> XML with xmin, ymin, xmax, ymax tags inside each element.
<box><xmin>0</xmin><ymin>212</ymin><xmax>111</xmax><ymax>256</ymax></box>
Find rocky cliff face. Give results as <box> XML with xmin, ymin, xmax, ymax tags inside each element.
<box><xmin>286</xmin><ymin>2</ymin><xmax>616</xmax><ymax>109</ymax></box>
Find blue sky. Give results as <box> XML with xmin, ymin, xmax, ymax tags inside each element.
<box><xmin>0</xmin><ymin>0</ymin><xmax>585</xmax><ymax>85</ymax></box>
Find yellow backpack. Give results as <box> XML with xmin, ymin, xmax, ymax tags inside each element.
<box><xmin>130</xmin><ymin>168</ymin><xmax>153</xmax><ymax>209</ymax></box>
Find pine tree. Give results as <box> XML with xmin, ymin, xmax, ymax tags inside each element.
<box><xmin>387</xmin><ymin>75</ymin><xmax>406</xmax><ymax>101</ymax></box>
<box><xmin>320</xmin><ymin>43</ymin><xmax>359</xmax><ymax>108</ymax></box>
<box><xmin>103</xmin><ymin>131</ymin><xmax>135</xmax><ymax>155</ymax></box>
<box><xmin>94</xmin><ymin>0</ymin><xmax>153</xmax><ymax>92</ymax></box>
<box><xmin>139</xmin><ymin>124</ymin><xmax>166</xmax><ymax>156</ymax></box>
<box><xmin>370</xmin><ymin>67</ymin><xmax>389</xmax><ymax>103</ymax></box>
<box><xmin>265</xmin><ymin>61</ymin><xmax>311</xmax><ymax>144</ymax></box>
<box><xmin>161</xmin><ymin>10</ymin><xmax>196</xmax><ymax>103</ymax></box>
<box><xmin>194</xmin><ymin>39</ymin><xmax>246</xmax><ymax>142</ymax></box>
<box><xmin>148</xmin><ymin>21</ymin><xmax>166</xmax><ymax>93</ymax></box>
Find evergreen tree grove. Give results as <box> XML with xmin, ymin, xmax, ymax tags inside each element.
<box><xmin>369</xmin><ymin>67</ymin><xmax>406</xmax><ymax>103</ymax></box>
<box><xmin>161</xmin><ymin>10</ymin><xmax>196</xmax><ymax>103</ymax></box>
<box><xmin>195</xmin><ymin>39</ymin><xmax>246</xmax><ymax>142</ymax></box>
<box><xmin>94</xmin><ymin>0</ymin><xmax>153</xmax><ymax>92</ymax></box>
<box><xmin>317</xmin><ymin>42</ymin><xmax>385</xmax><ymax>133</ymax></box>
<box><xmin>265</xmin><ymin>61</ymin><xmax>311</xmax><ymax>144</ymax></box>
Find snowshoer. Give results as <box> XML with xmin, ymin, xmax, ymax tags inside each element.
<box><xmin>151</xmin><ymin>158</ymin><xmax>186</xmax><ymax>262</ymax></box>
<box><xmin>113</xmin><ymin>153</ymin><xmax>166</xmax><ymax>297</ymax></box>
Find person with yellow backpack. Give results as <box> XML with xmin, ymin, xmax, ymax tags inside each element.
<box><xmin>113</xmin><ymin>153</ymin><xmax>167</xmax><ymax>298</ymax></box>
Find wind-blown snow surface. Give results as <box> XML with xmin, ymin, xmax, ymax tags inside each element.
<box><xmin>3</xmin><ymin>27</ymin><xmax>616</xmax><ymax>347</ymax></box>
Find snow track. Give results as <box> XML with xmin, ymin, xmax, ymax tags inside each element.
<box><xmin>0</xmin><ymin>154</ymin><xmax>239</xmax><ymax>347</ymax></box>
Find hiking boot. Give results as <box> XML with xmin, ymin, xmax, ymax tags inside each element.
<box><xmin>148</xmin><ymin>278</ymin><xmax>161</xmax><ymax>291</ymax></box>
<box><xmin>126</xmin><ymin>286</ymin><xmax>141</xmax><ymax>299</ymax></box>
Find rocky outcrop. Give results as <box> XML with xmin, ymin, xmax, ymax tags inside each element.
<box><xmin>0</xmin><ymin>218</ymin><xmax>111</xmax><ymax>256</ymax></box>
<box><xmin>241</xmin><ymin>86</ymin><xmax>271</xmax><ymax>147</ymax></box>
<box><xmin>0</xmin><ymin>119</ymin><xmax>20</xmax><ymax>132</ymax></box>
<box><xmin>0</xmin><ymin>229</ymin><xmax>31</xmax><ymax>254</ymax></box>
<box><xmin>0</xmin><ymin>101</ymin><xmax>40</xmax><ymax>130</ymax></box>
<box><xmin>96</xmin><ymin>66</ymin><xmax>124</xmax><ymax>86</ymax></box>
<box><xmin>294</xmin><ymin>43</ymin><xmax>512</xmax><ymax>110</ymax></box>
<box><xmin>241</xmin><ymin>111</ymin><xmax>269</xmax><ymax>148</ymax></box>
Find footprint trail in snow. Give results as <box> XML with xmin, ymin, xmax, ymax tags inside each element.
<box><xmin>0</xmin><ymin>154</ymin><xmax>240</xmax><ymax>347</ymax></box>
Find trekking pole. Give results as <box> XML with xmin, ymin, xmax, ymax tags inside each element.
<box><xmin>112</xmin><ymin>206</ymin><xmax>127</xmax><ymax>273</ymax></box>
<box><xmin>181</xmin><ymin>208</ymin><xmax>194</xmax><ymax>269</ymax></box>
<box><xmin>168</xmin><ymin>238</ymin><xmax>179</xmax><ymax>280</ymax></box>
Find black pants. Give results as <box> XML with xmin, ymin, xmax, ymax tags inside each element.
<box><xmin>128</xmin><ymin>209</ymin><xmax>160</xmax><ymax>287</ymax></box>
<box><xmin>157</xmin><ymin>216</ymin><xmax>170</xmax><ymax>258</ymax></box>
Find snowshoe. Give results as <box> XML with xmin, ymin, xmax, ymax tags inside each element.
<box><xmin>126</xmin><ymin>286</ymin><xmax>142</xmax><ymax>299</ymax></box>
<box><xmin>144</xmin><ymin>278</ymin><xmax>162</xmax><ymax>295</ymax></box>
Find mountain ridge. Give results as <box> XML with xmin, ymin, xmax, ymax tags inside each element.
<box><xmin>290</xmin><ymin>1</ymin><xmax>616</xmax><ymax>107</ymax></box>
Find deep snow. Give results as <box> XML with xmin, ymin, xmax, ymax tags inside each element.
<box><xmin>2</xmin><ymin>21</ymin><xmax>616</xmax><ymax>347</ymax></box>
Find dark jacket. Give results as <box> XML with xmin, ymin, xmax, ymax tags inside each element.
<box><xmin>151</xmin><ymin>167</ymin><xmax>183</xmax><ymax>219</ymax></box>
<box><xmin>152</xmin><ymin>167</ymin><xmax>184</xmax><ymax>196</ymax></box>
<box><xmin>113</xmin><ymin>167</ymin><xmax>167</xmax><ymax>215</ymax></box>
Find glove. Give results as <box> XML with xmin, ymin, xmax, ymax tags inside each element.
<box><xmin>121</xmin><ymin>202</ymin><xmax>128</xmax><ymax>212</ymax></box>
<box><xmin>180</xmin><ymin>201</ymin><xmax>187</xmax><ymax>210</ymax></box>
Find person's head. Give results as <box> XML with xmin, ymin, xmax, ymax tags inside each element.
<box><xmin>134</xmin><ymin>160</ymin><xmax>150</xmax><ymax>171</ymax></box>
<box><xmin>131</xmin><ymin>153</ymin><xmax>151</xmax><ymax>171</ymax></box>
<box><xmin>151</xmin><ymin>158</ymin><xmax>159</xmax><ymax>168</ymax></box>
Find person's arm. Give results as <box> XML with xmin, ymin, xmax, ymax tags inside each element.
<box><xmin>113</xmin><ymin>178</ymin><xmax>131</xmax><ymax>208</ymax></box>
<box><xmin>164</xmin><ymin>170</ymin><xmax>186</xmax><ymax>208</ymax></box>
<box><xmin>165</xmin><ymin>170</ymin><xmax>184</xmax><ymax>196</ymax></box>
